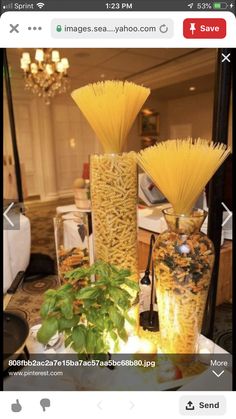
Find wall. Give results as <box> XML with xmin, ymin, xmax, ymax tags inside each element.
<box><xmin>125</xmin><ymin>96</ymin><xmax>167</xmax><ymax>152</ymax></box>
<box><xmin>4</xmin><ymin>95</ymin><xmax>43</xmax><ymax>198</ymax></box>
<box><xmin>4</xmin><ymin>90</ymin><xmax>103</xmax><ymax>200</ymax></box>
<box><xmin>163</xmin><ymin>91</ymin><xmax>214</xmax><ymax>140</ymax></box>
<box><xmin>51</xmin><ymin>95</ymin><xmax>102</xmax><ymax>197</ymax></box>
<box><xmin>125</xmin><ymin>91</ymin><xmax>214</xmax><ymax>153</ymax></box>
<box><xmin>126</xmin><ymin>88</ymin><xmax>232</xmax><ymax>154</ymax></box>
<box><xmin>144</xmin><ymin>90</ymin><xmax>232</xmax><ymax>145</ymax></box>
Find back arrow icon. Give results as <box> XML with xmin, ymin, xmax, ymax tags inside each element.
<box><xmin>97</xmin><ymin>401</ymin><xmax>102</xmax><ymax>410</ymax></box>
<box><xmin>3</xmin><ymin>202</ymin><xmax>15</xmax><ymax>227</ymax></box>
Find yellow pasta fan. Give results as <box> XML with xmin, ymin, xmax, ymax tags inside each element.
<box><xmin>71</xmin><ymin>80</ymin><xmax>150</xmax><ymax>153</ymax></box>
<box><xmin>137</xmin><ymin>138</ymin><xmax>231</xmax><ymax>215</ymax></box>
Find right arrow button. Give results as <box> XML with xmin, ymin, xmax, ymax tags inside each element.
<box><xmin>221</xmin><ymin>202</ymin><xmax>232</xmax><ymax>227</ymax></box>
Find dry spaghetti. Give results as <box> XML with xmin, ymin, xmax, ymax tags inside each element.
<box><xmin>137</xmin><ymin>138</ymin><xmax>231</xmax><ymax>215</ymax></box>
<box><xmin>71</xmin><ymin>80</ymin><xmax>150</xmax><ymax>153</ymax></box>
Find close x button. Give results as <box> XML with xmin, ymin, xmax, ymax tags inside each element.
<box><xmin>183</xmin><ymin>18</ymin><xmax>226</xmax><ymax>38</ymax></box>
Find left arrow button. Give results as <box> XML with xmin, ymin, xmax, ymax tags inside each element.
<box><xmin>3</xmin><ymin>202</ymin><xmax>15</xmax><ymax>227</ymax></box>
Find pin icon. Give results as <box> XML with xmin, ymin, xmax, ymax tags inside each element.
<box><xmin>40</xmin><ymin>399</ymin><xmax>51</xmax><ymax>412</ymax></box>
<box><xmin>190</xmin><ymin>22</ymin><xmax>196</xmax><ymax>35</ymax></box>
<box><xmin>11</xmin><ymin>399</ymin><xmax>22</xmax><ymax>412</ymax></box>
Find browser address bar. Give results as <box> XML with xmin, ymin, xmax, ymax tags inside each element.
<box><xmin>51</xmin><ymin>18</ymin><xmax>174</xmax><ymax>38</ymax></box>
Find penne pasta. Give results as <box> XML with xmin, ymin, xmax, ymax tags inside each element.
<box><xmin>90</xmin><ymin>152</ymin><xmax>139</xmax><ymax>280</ymax></box>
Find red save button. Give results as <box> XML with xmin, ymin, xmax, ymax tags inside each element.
<box><xmin>183</xmin><ymin>18</ymin><xmax>226</xmax><ymax>38</ymax></box>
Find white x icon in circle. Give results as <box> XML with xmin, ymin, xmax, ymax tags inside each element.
<box><xmin>221</xmin><ymin>53</ymin><xmax>231</xmax><ymax>63</ymax></box>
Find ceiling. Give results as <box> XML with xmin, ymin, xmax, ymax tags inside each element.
<box><xmin>6</xmin><ymin>48</ymin><xmax>217</xmax><ymax>100</ymax></box>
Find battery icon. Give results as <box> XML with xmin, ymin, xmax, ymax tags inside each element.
<box><xmin>213</xmin><ymin>2</ymin><xmax>228</xmax><ymax>9</ymax></box>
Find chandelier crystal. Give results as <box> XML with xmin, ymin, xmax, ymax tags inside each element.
<box><xmin>20</xmin><ymin>49</ymin><xmax>70</xmax><ymax>105</ymax></box>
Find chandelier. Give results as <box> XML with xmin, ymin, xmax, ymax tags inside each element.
<box><xmin>20</xmin><ymin>49</ymin><xmax>70</xmax><ymax>104</ymax></box>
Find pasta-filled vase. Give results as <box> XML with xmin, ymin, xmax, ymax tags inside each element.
<box><xmin>54</xmin><ymin>211</ymin><xmax>90</xmax><ymax>285</ymax></box>
<box><xmin>153</xmin><ymin>208</ymin><xmax>215</xmax><ymax>354</ymax></box>
<box><xmin>90</xmin><ymin>152</ymin><xmax>139</xmax><ymax>281</ymax></box>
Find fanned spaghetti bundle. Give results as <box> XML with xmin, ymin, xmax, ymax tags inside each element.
<box><xmin>71</xmin><ymin>80</ymin><xmax>150</xmax><ymax>153</ymax></box>
<box><xmin>137</xmin><ymin>138</ymin><xmax>231</xmax><ymax>214</ymax></box>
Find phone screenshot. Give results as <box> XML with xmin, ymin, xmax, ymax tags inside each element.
<box><xmin>1</xmin><ymin>0</ymin><xmax>234</xmax><ymax>417</ymax></box>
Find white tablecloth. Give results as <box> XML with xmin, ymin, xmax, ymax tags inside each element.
<box><xmin>3</xmin><ymin>214</ymin><xmax>31</xmax><ymax>293</ymax></box>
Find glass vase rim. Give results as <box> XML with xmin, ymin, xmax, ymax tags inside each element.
<box><xmin>162</xmin><ymin>207</ymin><xmax>208</xmax><ymax>218</ymax></box>
<box><xmin>90</xmin><ymin>151</ymin><xmax>132</xmax><ymax>157</ymax></box>
<box><xmin>54</xmin><ymin>211</ymin><xmax>86</xmax><ymax>220</ymax></box>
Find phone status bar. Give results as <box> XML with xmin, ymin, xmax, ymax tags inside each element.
<box><xmin>1</xmin><ymin>1</ymin><xmax>235</xmax><ymax>14</ymax></box>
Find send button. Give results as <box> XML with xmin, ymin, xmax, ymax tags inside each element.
<box><xmin>180</xmin><ymin>396</ymin><xmax>226</xmax><ymax>416</ymax></box>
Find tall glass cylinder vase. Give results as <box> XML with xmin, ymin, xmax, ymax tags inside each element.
<box><xmin>153</xmin><ymin>208</ymin><xmax>215</xmax><ymax>354</ymax></box>
<box><xmin>90</xmin><ymin>152</ymin><xmax>139</xmax><ymax>281</ymax></box>
<box><xmin>90</xmin><ymin>152</ymin><xmax>140</xmax><ymax>333</ymax></box>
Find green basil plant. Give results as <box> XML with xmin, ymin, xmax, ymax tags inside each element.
<box><xmin>37</xmin><ymin>260</ymin><xmax>139</xmax><ymax>354</ymax></box>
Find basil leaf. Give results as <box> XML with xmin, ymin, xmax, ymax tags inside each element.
<box><xmin>65</xmin><ymin>335</ymin><xmax>73</xmax><ymax>348</ymax></box>
<box><xmin>83</xmin><ymin>299</ymin><xmax>94</xmax><ymax>308</ymax></box>
<box><xmin>44</xmin><ymin>289</ymin><xmax>57</xmax><ymax>297</ymax></box>
<box><xmin>86</xmin><ymin>328</ymin><xmax>96</xmax><ymax>353</ymax></box>
<box><xmin>40</xmin><ymin>297</ymin><xmax>56</xmax><ymax>319</ymax></box>
<box><xmin>37</xmin><ymin>317</ymin><xmax>58</xmax><ymax>345</ymax></box>
<box><xmin>124</xmin><ymin>279</ymin><xmax>140</xmax><ymax>291</ymax></box>
<box><xmin>110</xmin><ymin>331</ymin><xmax>117</xmax><ymax>341</ymax></box>
<box><xmin>109</xmin><ymin>306</ymin><xmax>124</xmax><ymax>329</ymax></box>
<box><xmin>58</xmin><ymin>315</ymin><xmax>80</xmax><ymax>331</ymax></box>
<box><xmin>118</xmin><ymin>328</ymin><xmax>128</xmax><ymax>343</ymax></box>
<box><xmin>64</xmin><ymin>265</ymin><xmax>91</xmax><ymax>280</ymax></box>
<box><xmin>72</xmin><ymin>325</ymin><xmax>86</xmax><ymax>352</ymax></box>
<box><xmin>57</xmin><ymin>284</ymin><xmax>73</xmax><ymax>296</ymax></box>
<box><xmin>76</xmin><ymin>287</ymin><xmax>100</xmax><ymax>300</ymax></box>
<box><xmin>111</xmin><ymin>278</ymin><xmax>125</xmax><ymax>286</ymax></box>
<box><xmin>60</xmin><ymin>298</ymin><xmax>74</xmax><ymax>319</ymax></box>
<box><xmin>95</xmin><ymin>337</ymin><xmax>105</xmax><ymax>353</ymax></box>
<box><xmin>109</xmin><ymin>287</ymin><xmax>131</xmax><ymax>304</ymax></box>
<box><xmin>119</xmin><ymin>268</ymin><xmax>132</xmax><ymax>276</ymax></box>
<box><xmin>124</xmin><ymin>312</ymin><xmax>136</xmax><ymax>326</ymax></box>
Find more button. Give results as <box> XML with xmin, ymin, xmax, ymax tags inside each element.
<box><xmin>180</xmin><ymin>396</ymin><xmax>226</xmax><ymax>416</ymax></box>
